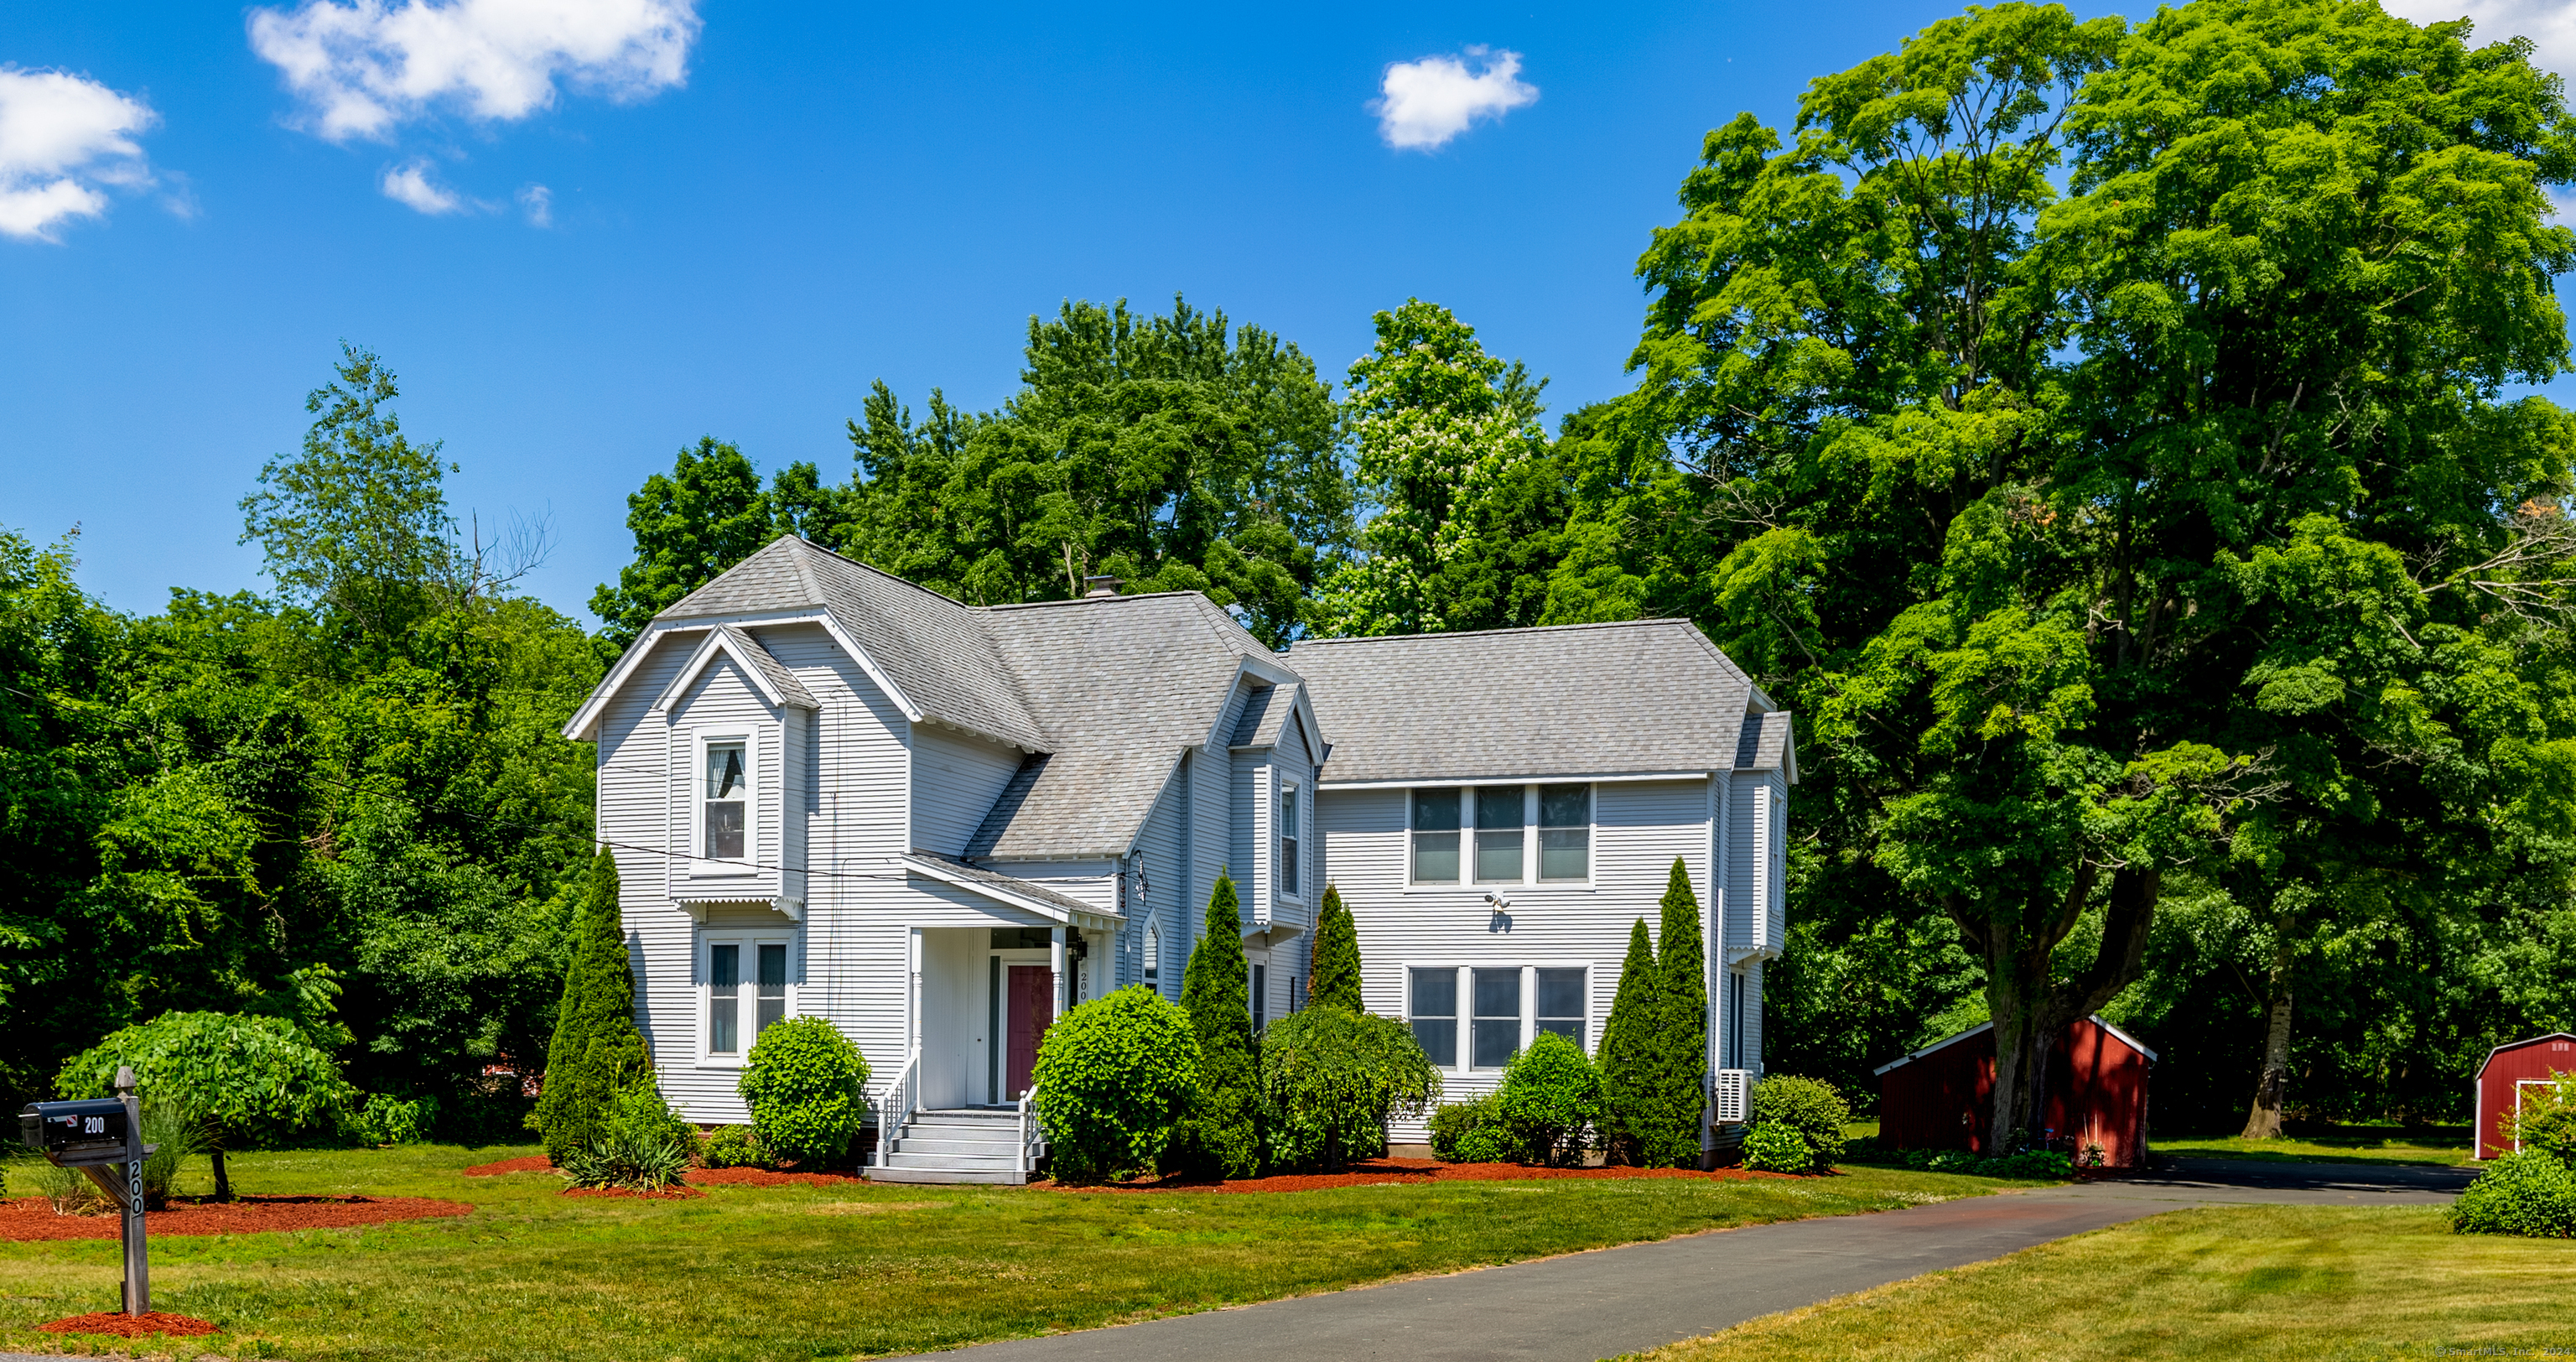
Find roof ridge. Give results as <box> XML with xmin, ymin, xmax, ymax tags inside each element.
<box><xmin>781</xmin><ymin>533</ymin><xmax>979</xmax><ymax>610</ymax></box>
<box><xmin>1291</xmin><ymin>617</ymin><xmax>1701</xmax><ymax>647</ymax></box>
<box><xmin>976</xmin><ymin>590</ymin><xmax>1212</xmax><ymax>613</ymax></box>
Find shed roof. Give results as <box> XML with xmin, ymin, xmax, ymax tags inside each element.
<box><xmin>1289</xmin><ymin>619</ymin><xmax>1772</xmax><ymax>786</ymax></box>
<box><xmin>1872</xmin><ymin>1015</ymin><xmax>2158</xmax><ymax>1076</ymax></box>
<box><xmin>2479</xmin><ymin>1032</ymin><xmax>2576</xmax><ymax>1076</ymax></box>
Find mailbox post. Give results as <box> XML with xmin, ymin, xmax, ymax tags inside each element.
<box><xmin>18</xmin><ymin>1065</ymin><xmax>152</xmax><ymax>1316</ymax></box>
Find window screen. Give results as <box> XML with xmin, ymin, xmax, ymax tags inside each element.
<box><xmin>755</xmin><ymin>943</ymin><xmax>787</xmax><ymax>1037</ymax></box>
<box><xmin>1539</xmin><ymin>784</ymin><xmax>1590</xmax><ymax>881</ymax></box>
<box><xmin>1412</xmin><ymin>789</ymin><xmax>1461</xmax><ymax>882</ymax></box>
<box><xmin>709</xmin><ymin>943</ymin><xmax>740</xmax><ymax>1054</ymax></box>
<box><xmin>1474</xmin><ymin>786</ymin><xmax>1524</xmax><ymax>882</ymax></box>
<box><xmin>1410</xmin><ymin>967</ymin><xmax>1457</xmax><ymax>1067</ymax></box>
<box><xmin>704</xmin><ymin>741</ymin><xmax>746</xmax><ymax>860</ymax></box>
<box><xmin>1280</xmin><ymin>787</ymin><xmax>1300</xmax><ymax>896</ymax></box>
<box><xmin>1472</xmin><ymin>968</ymin><xmax>1521</xmax><ymax>1068</ymax></box>
<box><xmin>1535</xmin><ymin>968</ymin><xmax>1586</xmax><ymax>1047</ymax></box>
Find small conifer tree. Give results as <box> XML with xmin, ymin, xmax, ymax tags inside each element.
<box><xmin>1645</xmin><ymin>859</ymin><xmax>1710</xmax><ymax>1168</ymax></box>
<box><xmin>532</xmin><ymin>848</ymin><xmax>652</xmax><ymax>1162</ymax></box>
<box><xmin>1596</xmin><ymin>917</ymin><xmax>1659</xmax><ymax>1165</ymax></box>
<box><xmin>1165</xmin><ymin>872</ymin><xmax>1264</xmax><ymax>1178</ymax></box>
<box><xmin>1308</xmin><ymin>882</ymin><xmax>1363</xmax><ymax>1012</ymax></box>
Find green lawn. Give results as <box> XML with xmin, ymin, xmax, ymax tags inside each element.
<box><xmin>2143</xmin><ymin>1131</ymin><xmax>2475</xmax><ymax>1167</ymax></box>
<box><xmin>0</xmin><ymin>1146</ymin><xmax>2015</xmax><ymax>1360</ymax></box>
<box><xmin>1628</xmin><ymin>1204</ymin><xmax>2569</xmax><ymax>1362</ymax></box>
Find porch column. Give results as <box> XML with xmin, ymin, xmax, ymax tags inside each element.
<box><xmin>1049</xmin><ymin>925</ymin><xmax>1067</xmax><ymax>1024</ymax></box>
<box><xmin>906</xmin><ymin>925</ymin><xmax>923</xmax><ymax>1061</ymax></box>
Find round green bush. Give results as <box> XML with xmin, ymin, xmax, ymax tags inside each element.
<box><xmin>2453</xmin><ymin>1151</ymin><xmax>2576</xmax><ymax>1237</ymax></box>
<box><xmin>1032</xmin><ymin>985</ymin><xmax>1200</xmax><ymax>1182</ymax></box>
<box><xmin>698</xmin><ymin>1124</ymin><xmax>771</xmax><ymax>1170</ymax></box>
<box><xmin>1741</xmin><ymin>1120</ymin><xmax>1815</xmax><ymax>1174</ymax></box>
<box><xmin>1749</xmin><ymin>1074</ymin><xmax>1850</xmax><ymax>1168</ymax></box>
<box><xmin>1428</xmin><ymin>1094</ymin><xmax>1502</xmax><ymax>1162</ymax></box>
<box><xmin>1261</xmin><ymin>1006</ymin><xmax>1441</xmax><ymax>1172</ymax></box>
<box><xmin>738</xmin><ymin>1016</ymin><xmax>872</xmax><ymax>1166</ymax></box>
<box><xmin>1494</xmin><ymin>1032</ymin><xmax>1603</xmax><ymax>1167</ymax></box>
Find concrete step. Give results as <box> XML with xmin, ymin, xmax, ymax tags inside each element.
<box><xmin>865</xmin><ymin>1163</ymin><xmax>1027</xmax><ymax>1185</ymax></box>
<box><xmin>880</xmin><ymin>1150</ymin><xmax>1024</xmax><ymax>1172</ymax></box>
<box><xmin>890</xmin><ymin>1136</ymin><xmax>1023</xmax><ymax>1157</ymax></box>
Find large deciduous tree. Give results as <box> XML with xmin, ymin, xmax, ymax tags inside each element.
<box><xmin>1578</xmin><ymin>0</ymin><xmax>2576</xmax><ymax>1142</ymax></box>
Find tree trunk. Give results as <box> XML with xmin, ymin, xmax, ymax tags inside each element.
<box><xmin>2241</xmin><ymin>956</ymin><xmax>2293</xmax><ymax>1140</ymax></box>
<box><xmin>1963</xmin><ymin>866</ymin><xmax>2163</xmax><ymax>1152</ymax></box>
<box><xmin>210</xmin><ymin>1147</ymin><xmax>231</xmax><ymax>1202</ymax></box>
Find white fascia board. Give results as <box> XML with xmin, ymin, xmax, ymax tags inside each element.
<box><xmin>652</xmin><ymin>627</ymin><xmax>813</xmax><ymax>716</ymax></box>
<box><xmin>562</xmin><ymin>621</ymin><xmax>699</xmax><ymax>741</ymax></box>
<box><xmin>1319</xmin><ymin>770</ymin><xmax>1716</xmax><ymax>792</ymax></box>
<box><xmin>900</xmin><ymin>855</ymin><xmax>1126</xmax><ymax>933</ymax></box>
<box><xmin>1872</xmin><ymin>1020</ymin><xmax>1995</xmax><ymax>1076</ymax></box>
<box><xmin>2090</xmin><ymin>1015</ymin><xmax>2159</xmax><ymax>1063</ymax></box>
<box><xmin>805</xmin><ymin>612</ymin><xmax>925</xmax><ymax>725</ymax></box>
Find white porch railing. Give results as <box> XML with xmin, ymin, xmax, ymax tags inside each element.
<box><xmin>1017</xmin><ymin>1086</ymin><xmax>1046</xmax><ymax>1178</ymax></box>
<box><xmin>870</xmin><ymin>1052</ymin><xmax>922</xmax><ymax>1166</ymax></box>
<box><xmin>1713</xmin><ymin>1068</ymin><xmax>1752</xmax><ymax>1125</ymax></box>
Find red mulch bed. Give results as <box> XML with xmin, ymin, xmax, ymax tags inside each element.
<box><xmin>0</xmin><ymin>1195</ymin><xmax>472</xmax><ymax>1240</ymax></box>
<box><xmin>1042</xmin><ymin>1158</ymin><xmax>1811</xmax><ymax>1193</ymax></box>
<box><xmin>688</xmin><ymin>1167</ymin><xmax>865</xmax><ymax>1187</ymax></box>
<box><xmin>463</xmin><ymin>1154</ymin><xmax>553</xmax><ymax>1177</ymax></box>
<box><xmin>39</xmin><ymin>1311</ymin><xmax>221</xmax><ymax>1338</ymax></box>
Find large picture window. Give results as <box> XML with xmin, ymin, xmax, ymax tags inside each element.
<box><xmin>1538</xmin><ymin>784</ymin><xmax>1591</xmax><ymax>881</ymax></box>
<box><xmin>702</xmin><ymin>737</ymin><xmax>749</xmax><ymax>862</ymax></box>
<box><xmin>705</xmin><ymin>934</ymin><xmax>791</xmax><ymax>1061</ymax></box>
<box><xmin>1474</xmin><ymin>787</ymin><xmax>1524</xmax><ymax>883</ymax></box>
<box><xmin>1410</xmin><ymin>967</ymin><xmax>1457</xmax><ymax>1066</ymax></box>
<box><xmin>1472</xmin><ymin>967</ymin><xmax>1522</xmax><ymax>1068</ymax></box>
<box><xmin>1411</xmin><ymin>789</ymin><xmax>1461</xmax><ymax>883</ymax></box>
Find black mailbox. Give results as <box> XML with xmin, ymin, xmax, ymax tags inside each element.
<box><xmin>19</xmin><ymin>1099</ymin><xmax>131</xmax><ymax>1160</ymax></box>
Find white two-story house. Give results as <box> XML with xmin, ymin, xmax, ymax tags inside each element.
<box><xmin>561</xmin><ymin>535</ymin><xmax>1792</xmax><ymax>1182</ymax></box>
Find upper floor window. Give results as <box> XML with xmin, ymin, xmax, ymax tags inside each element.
<box><xmin>704</xmin><ymin>738</ymin><xmax>748</xmax><ymax>861</ymax></box>
<box><xmin>1474</xmin><ymin>787</ymin><xmax>1523</xmax><ymax>883</ymax></box>
<box><xmin>1412</xmin><ymin>789</ymin><xmax>1462</xmax><ymax>882</ymax></box>
<box><xmin>1144</xmin><ymin>922</ymin><xmax>1161</xmax><ymax>985</ymax></box>
<box><xmin>1279</xmin><ymin>783</ymin><xmax>1301</xmax><ymax>897</ymax></box>
<box><xmin>1539</xmin><ymin>784</ymin><xmax>1591</xmax><ymax>881</ymax></box>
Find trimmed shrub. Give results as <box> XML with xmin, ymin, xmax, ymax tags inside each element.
<box><xmin>2454</xmin><ymin>1151</ymin><xmax>2576</xmax><ymax>1237</ymax></box>
<box><xmin>1308</xmin><ymin>884</ymin><xmax>1363</xmax><ymax>1012</ymax></box>
<box><xmin>58</xmin><ymin>1010</ymin><xmax>355</xmax><ymax>1200</ymax></box>
<box><xmin>698</xmin><ymin>1125</ymin><xmax>771</xmax><ymax>1170</ymax></box>
<box><xmin>1597</xmin><ymin>918</ymin><xmax>1658</xmax><ymax>1166</ymax></box>
<box><xmin>1165</xmin><ymin>874</ymin><xmax>1265</xmax><ymax>1179</ymax></box>
<box><xmin>1751</xmin><ymin>1075</ymin><xmax>1851</xmax><ymax>1169</ymax></box>
<box><xmin>739</xmin><ymin>1016</ymin><xmax>871</xmax><ymax>1167</ymax></box>
<box><xmin>2508</xmin><ymin>1073</ymin><xmax>2576</xmax><ymax>1165</ymax></box>
<box><xmin>562</xmin><ymin>1084</ymin><xmax>692</xmax><ymax>1192</ymax></box>
<box><xmin>1428</xmin><ymin>1094</ymin><xmax>1512</xmax><ymax>1164</ymax></box>
<box><xmin>1494</xmin><ymin>1032</ymin><xmax>1603</xmax><ymax>1167</ymax></box>
<box><xmin>1898</xmin><ymin>1146</ymin><xmax>2075</xmax><ymax>1179</ymax></box>
<box><xmin>532</xmin><ymin>848</ymin><xmax>651</xmax><ymax>1162</ymax></box>
<box><xmin>1742</xmin><ymin>1121</ymin><xmax>1815</xmax><ymax>1174</ymax></box>
<box><xmin>1032</xmin><ymin>985</ymin><xmax>1200</xmax><ymax>1182</ymax></box>
<box><xmin>1647</xmin><ymin>860</ymin><xmax>1708</xmax><ymax>1167</ymax></box>
<box><xmin>1261</xmin><ymin>1005</ymin><xmax>1440</xmax><ymax>1172</ymax></box>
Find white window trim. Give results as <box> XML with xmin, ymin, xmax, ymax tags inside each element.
<box><xmin>698</xmin><ymin>929</ymin><xmax>797</xmax><ymax>1068</ymax></box>
<box><xmin>691</xmin><ymin>729</ymin><xmax>759</xmax><ymax>879</ymax></box>
<box><xmin>1277</xmin><ymin>779</ymin><xmax>1304</xmax><ymax>904</ymax></box>
<box><xmin>1403</xmin><ymin>959</ymin><xmax>1596</xmax><ymax>1073</ymax></box>
<box><xmin>1405</xmin><ymin>782</ymin><xmax>1595</xmax><ymax>891</ymax></box>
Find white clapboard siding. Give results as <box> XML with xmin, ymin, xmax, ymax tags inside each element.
<box><xmin>1724</xmin><ymin>768</ymin><xmax>1758</xmax><ymax>953</ymax></box>
<box><xmin>1231</xmin><ymin>748</ymin><xmax>1269</xmax><ymax>928</ymax></box>
<box><xmin>1317</xmin><ymin>777</ymin><xmax>1715</xmax><ymax>1140</ymax></box>
<box><xmin>911</xmin><ymin>724</ymin><xmax>1026</xmax><ymax>856</ymax></box>
<box><xmin>1132</xmin><ymin>767</ymin><xmax>1187</xmax><ymax>1001</ymax></box>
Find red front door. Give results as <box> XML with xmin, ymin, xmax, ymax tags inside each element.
<box><xmin>1007</xmin><ymin>964</ymin><xmax>1053</xmax><ymax>1099</ymax></box>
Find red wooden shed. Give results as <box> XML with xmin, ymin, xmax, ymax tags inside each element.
<box><xmin>2475</xmin><ymin>1033</ymin><xmax>2576</xmax><ymax>1160</ymax></box>
<box><xmin>1874</xmin><ymin>1016</ymin><xmax>2157</xmax><ymax>1168</ymax></box>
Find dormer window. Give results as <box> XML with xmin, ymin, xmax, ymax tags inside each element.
<box><xmin>1279</xmin><ymin>783</ymin><xmax>1301</xmax><ymax>897</ymax></box>
<box><xmin>705</xmin><ymin>740</ymin><xmax>747</xmax><ymax>859</ymax></box>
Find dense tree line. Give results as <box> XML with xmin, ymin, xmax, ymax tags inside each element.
<box><xmin>9</xmin><ymin>0</ymin><xmax>2576</xmax><ymax>1143</ymax></box>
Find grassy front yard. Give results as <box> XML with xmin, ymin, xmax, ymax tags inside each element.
<box><xmin>0</xmin><ymin>1146</ymin><xmax>2016</xmax><ymax>1360</ymax></box>
<box><xmin>2145</xmin><ymin>1131</ymin><xmax>2475</xmax><ymax>1167</ymax></box>
<box><xmin>1631</xmin><ymin>1204</ymin><xmax>2568</xmax><ymax>1362</ymax></box>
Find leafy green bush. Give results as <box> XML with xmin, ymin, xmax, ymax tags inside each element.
<box><xmin>351</xmin><ymin>1093</ymin><xmax>436</xmax><ymax>1146</ymax></box>
<box><xmin>2508</xmin><ymin>1074</ymin><xmax>2576</xmax><ymax>1165</ymax></box>
<box><xmin>1031</xmin><ymin>985</ymin><xmax>1199</xmax><ymax>1182</ymax></box>
<box><xmin>738</xmin><ymin>1016</ymin><xmax>871</xmax><ymax>1167</ymax></box>
<box><xmin>563</xmin><ymin>1083</ymin><xmax>694</xmax><ymax>1191</ymax></box>
<box><xmin>1742</xmin><ymin>1121</ymin><xmax>1815</xmax><ymax>1173</ymax></box>
<box><xmin>1427</xmin><ymin>1094</ymin><xmax>1513</xmax><ymax>1164</ymax></box>
<box><xmin>1896</xmin><ymin>1146</ymin><xmax>2074</xmax><ymax>1179</ymax></box>
<box><xmin>1261</xmin><ymin>1005</ymin><xmax>1440</xmax><ymax>1172</ymax></box>
<box><xmin>1751</xmin><ymin>1075</ymin><xmax>1852</xmax><ymax>1169</ymax></box>
<box><xmin>2454</xmin><ymin>1151</ymin><xmax>2576</xmax><ymax>1237</ymax></box>
<box><xmin>58</xmin><ymin>1010</ymin><xmax>356</xmax><ymax>1199</ymax></box>
<box><xmin>1493</xmin><ymin>1032</ymin><xmax>1602</xmax><ymax>1167</ymax></box>
<box><xmin>698</xmin><ymin>1124</ymin><xmax>771</xmax><ymax>1170</ymax></box>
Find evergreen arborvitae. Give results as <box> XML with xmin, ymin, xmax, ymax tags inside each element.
<box><xmin>532</xmin><ymin>848</ymin><xmax>651</xmax><ymax>1162</ymax></box>
<box><xmin>1308</xmin><ymin>882</ymin><xmax>1363</xmax><ymax>1012</ymax></box>
<box><xmin>1645</xmin><ymin>858</ymin><xmax>1710</xmax><ymax>1168</ymax></box>
<box><xmin>1597</xmin><ymin>917</ymin><xmax>1659</xmax><ymax>1166</ymax></box>
<box><xmin>1166</xmin><ymin>872</ymin><xmax>1264</xmax><ymax>1178</ymax></box>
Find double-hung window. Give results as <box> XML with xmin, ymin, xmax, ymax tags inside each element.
<box><xmin>1412</xmin><ymin>789</ymin><xmax>1462</xmax><ymax>883</ymax></box>
<box><xmin>1538</xmin><ymin>784</ymin><xmax>1591</xmax><ymax>881</ymax></box>
<box><xmin>701</xmin><ymin>736</ymin><xmax>750</xmax><ymax>865</ymax></box>
<box><xmin>1410</xmin><ymin>967</ymin><xmax>1458</xmax><ymax>1067</ymax></box>
<box><xmin>1472</xmin><ymin>967</ymin><xmax>1522</xmax><ymax>1068</ymax></box>
<box><xmin>1535</xmin><ymin>968</ymin><xmax>1587</xmax><ymax>1046</ymax></box>
<box><xmin>1474</xmin><ymin>787</ymin><xmax>1524</xmax><ymax>883</ymax></box>
<box><xmin>706</xmin><ymin>936</ymin><xmax>789</xmax><ymax>1060</ymax></box>
<box><xmin>1278</xmin><ymin>783</ymin><xmax>1301</xmax><ymax>897</ymax></box>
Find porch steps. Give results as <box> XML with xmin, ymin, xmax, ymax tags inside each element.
<box><xmin>866</xmin><ymin>1108</ymin><xmax>1032</xmax><ymax>1185</ymax></box>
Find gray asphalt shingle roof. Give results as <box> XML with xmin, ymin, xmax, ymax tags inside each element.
<box><xmin>1288</xmin><ymin>619</ymin><xmax>1774</xmax><ymax>785</ymax></box>
<box><xmin>717</xmin><ymin>625</ymin><xmax>817</xmax><ymax>710</ymax></box>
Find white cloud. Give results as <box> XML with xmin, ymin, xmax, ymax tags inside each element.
<box><xmin>517</xmin><ymin>181</ymin><xmax>551</xmax><ymax>225</ymax></box>
<box><xmin>0</xmin><ymin>67</ymin><xmax>157</xmax><ymax>242</ymax></box>
<box><xmin>248</xmin><ymin>0</ymin><xmax>699</xmax><ymax>143</ymax></box>
<box><xmin>2382</xmin><ymin>0</ymin><xmax>2576</xmax><ymax>76</ymax></box>
<box><xmin>1371</xmin><ymin>47</ymin><xmax>1537</xmax><ymax>151</ymax></box>
<box><xmin>381</xmin><ymin>159</ymin><xmax>465</xmax><ymax>212</ymax></box>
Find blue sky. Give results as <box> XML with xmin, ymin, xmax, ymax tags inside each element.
<box><xmin>5</xmin><ymin>0</ymin><xmax>2570</xmax><ymax>626</ymax></box>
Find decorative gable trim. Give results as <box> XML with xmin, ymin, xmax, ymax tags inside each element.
<box><xmin>652</xmin><ymin>624</ymin><xmax>818</xmax><ymax>716</ymax></box>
